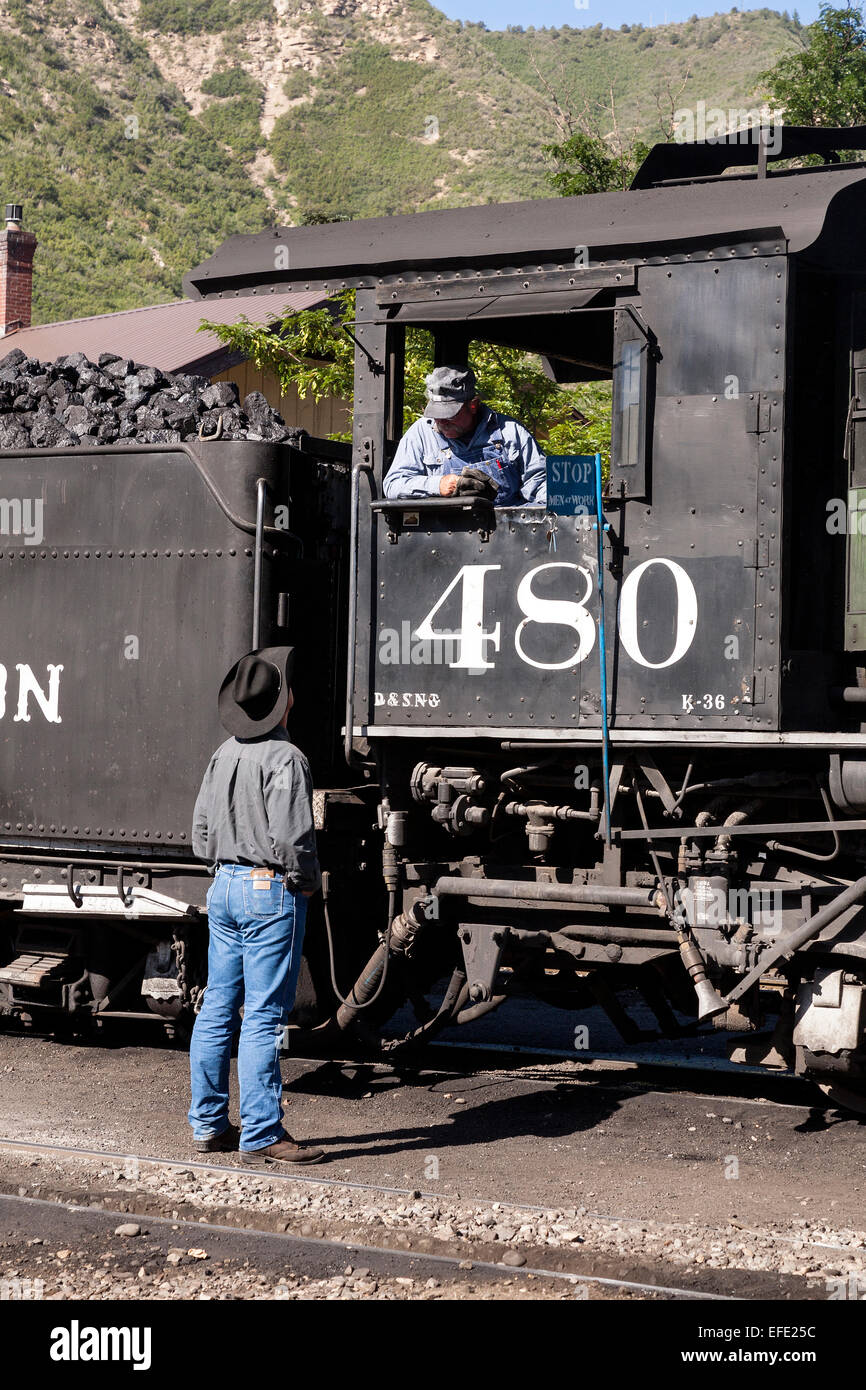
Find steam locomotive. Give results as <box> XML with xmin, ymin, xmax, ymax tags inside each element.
<box><xmin>5</xmin><ymin>125</ymin><xmax>866</xmax><ymax>1112</ymax></box>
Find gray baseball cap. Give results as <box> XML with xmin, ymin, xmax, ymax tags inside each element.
<box><xmin>424</xmin><ymin>365</ymin><xmax>478</xmax><ymax>419</ymax></box>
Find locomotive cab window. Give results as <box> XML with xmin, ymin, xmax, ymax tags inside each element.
<box><xmin>379</xmin><ymin>296</ymin><xmax>632</xmax><ymax>507</ymax></box>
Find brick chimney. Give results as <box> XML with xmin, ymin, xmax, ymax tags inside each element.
<box><xmin>0</xmin><ymin>204</ymin><xmax>37</xmax><ymax>338</ymax></box>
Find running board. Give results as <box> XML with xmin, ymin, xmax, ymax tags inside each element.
<box><xmin>17</xmin><ymin>883</ymin><xmax>201</xmax><ymax>919</ymax></box>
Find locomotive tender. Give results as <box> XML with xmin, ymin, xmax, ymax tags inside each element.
<box><xmin>5</xmin><ymin>126</ymin><xmax>866</xmax><ymax>1109</ymax></box>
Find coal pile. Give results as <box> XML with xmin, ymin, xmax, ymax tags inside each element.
<box><xmin>0</xmin><ymin>348</ymin><xmax>303</xmax><ymax>449</ymax></box>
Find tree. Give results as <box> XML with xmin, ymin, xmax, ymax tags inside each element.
<box><xmin>532</xmin><ymin>53</ymin><xmax>688</xmax><ymax>194</ymax></box>
<box><xmin>759</xmin><ymin>4</ymin><xmax>866</xmax><ymax>127</ymax></box>
<box><xmin>200</xmin><ymin>290</ymin><xmax>608</xmax><ymax>458</ymax></box>
<box><xmin>542</xmin><ymin>131</ymin><xmax>650</xmax><ymax>195</ymax></box>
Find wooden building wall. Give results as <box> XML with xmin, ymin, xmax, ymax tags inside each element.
<box><xmin>212</xmin><ymin>360</ymin><xmax>351</xmax><ymax>439</ymax></box>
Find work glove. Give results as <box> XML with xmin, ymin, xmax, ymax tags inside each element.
<box><xmin>454</xmin><ymin>467</ymin><xmax>500</xmax><ymax>500</ymax></box>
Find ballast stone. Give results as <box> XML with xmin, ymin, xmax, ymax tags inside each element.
<box><xmin>0</xmin><ymin>350</ymin><xmax>303</xmax><ymax>448</ymax></box>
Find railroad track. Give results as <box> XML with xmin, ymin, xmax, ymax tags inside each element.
<box><xmin>0</xmin><ymin>1188</ymin><xmax>728</xmax><ymax>1301</ymax></box>
<box><xmin>0</xmin><ymin>1139</ymin><xmax>846</xmax><ymax>1300</ymax></box>
<box><xmin>0</xmin><ymin>1138</ymin><xmax>855</xmax><ymax>1257</ymax></box>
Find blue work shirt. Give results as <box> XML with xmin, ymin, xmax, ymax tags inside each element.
<box><xmin>383</xmin><ymin>407</ymin><xmax>547</xmax><ymax>506</ymax></box>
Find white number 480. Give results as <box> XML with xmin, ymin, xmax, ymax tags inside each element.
<box><xmin>411</xmin><ymin>559</ymin><xmax>698</xmax><ymax>673</ymax></box>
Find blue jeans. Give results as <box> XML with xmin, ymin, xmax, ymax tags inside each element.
<box><xmin>188</xmin><ymin>864</ymin><xmax>307</xmax><ymax>1151</ymax></box>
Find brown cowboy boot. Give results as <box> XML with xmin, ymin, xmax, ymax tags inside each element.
<box><xmin>194</xmin><ymin>1122</ymin><xmax>240</xmax><ymax>1154</ymax></box>
<box><xmin>241</xmin><ymin>1131</ymin><xmax>325</xmax><ymax>1166</ymax></box>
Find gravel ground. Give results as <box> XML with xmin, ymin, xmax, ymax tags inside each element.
<box><xmin>0</xmin><ymin>1193</ymin><xmax>567</xmax><ymax>1301</ymax></box>
<box><xmin>2</xmin><ymin>1026</ymin><xmax>865</xmax><ymax>1300</ymax></box>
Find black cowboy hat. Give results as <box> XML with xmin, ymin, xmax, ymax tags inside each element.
<box><xmin>218</xmin><ymin>646</ymin><xmax>294</xmax><ymax>737</ymax></box>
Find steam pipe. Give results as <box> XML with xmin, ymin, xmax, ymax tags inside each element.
<box><xmin>433</xmin><ymin>877</ymin><xmax>660</xmax><ymax>908</ymax></box>
<box><xmin>725</xmin><ymin>873</ymin><xmax>866</xmax><ymax>1005</ymax></box>
<box><xmin>715</xmin><ymin>798</ymin><xmax>763</xmax><ymax>851</ymax></box>
<box><xmin>382</xmin><ymin>967</ymin><xmax>469</xmax><ymax>1052</ymax></box>
<box><xmin>552</xmin><ymin>923</ymin><xmax>677</xmax><ymax>946</ymax></box>
<box><xmin>766</xmin><ymin>786</ymin><xmax>841</xmax><ymax>863</ymax></box>
<box><xmin>503</xmin><ymin>799</ymin><xmax>599</xmax><ymax>822</ymax></box>
<box><xmin>455</xmin><ymin>993</ymin><xmax>507</xmax><ymax>1025</ymax></box>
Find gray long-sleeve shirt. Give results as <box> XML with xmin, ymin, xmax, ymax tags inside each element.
<box><xmin>191</xmin><ymin>727</ymin><xmax>321</xmax><ymax>893</ymax></box>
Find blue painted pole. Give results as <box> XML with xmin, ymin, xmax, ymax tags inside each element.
<box><xmin>594</xmin><ymin>452</ymin><xmax>612</xmax><ymax>846</ymax></box>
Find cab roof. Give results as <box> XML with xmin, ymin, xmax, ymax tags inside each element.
<box><xmin>183</xmin><ymin>130</ymin><xmax>866</xmax><ymax>301</ymax></box>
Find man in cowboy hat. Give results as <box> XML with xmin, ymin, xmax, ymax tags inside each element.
<box><xmin>188</xmin><ymin>646</ymin><xmax>325</xmax><ymax>1165</ymax></box>
<box><xmin>383</xmin><ymin>365</ymin><xmax>547</xmax><ymax>506</ymax></box>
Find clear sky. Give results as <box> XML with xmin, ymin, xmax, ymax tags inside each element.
<box><xmin>435</xmin><ymin>1</ymin><xmax>823</xmax><ymax>29</ymax></box>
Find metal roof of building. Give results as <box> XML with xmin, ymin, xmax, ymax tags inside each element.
<box><xmin>4</xmin><ymin>290</ymin><xmax>329</xmax><ymax>373</ymax></box>
<box><xmin>183</xmin><ymin>161</ymin><xmax>866</xmax><ymax>301</ymax></box>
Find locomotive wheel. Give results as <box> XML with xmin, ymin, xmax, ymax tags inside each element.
<box><xmin>816</xmin><ymin>1080</ymin><xmax>866</xmax><ymax>1116</ymax></box>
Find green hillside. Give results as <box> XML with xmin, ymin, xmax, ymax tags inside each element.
<box><xmin>481</xmin><ymin>9</ymin><xmax>799</xmax><ymax>141</ymax></box>
<box><xmin>0</xmin><ymin>0</ymin><xmax>801</xmax><ymax>322</ymax></box>
<box><xmin>0</xmin><ymin>0</ymin><xmax>270</xmax><ymax>321</ymax></box>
